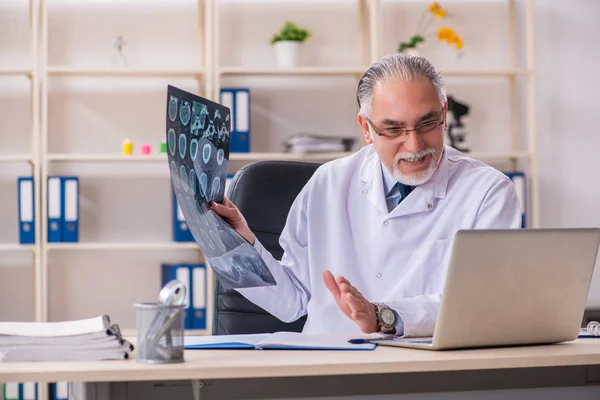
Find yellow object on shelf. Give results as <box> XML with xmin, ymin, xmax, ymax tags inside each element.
<box><xmin>122</xmin><ymin>139</ymin><xmax>133</xmax><ymax>155</ymax></box>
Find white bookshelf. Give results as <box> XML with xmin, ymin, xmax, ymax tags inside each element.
<box><xmin>46</xmin><ymin>152</ymin><xmax>354</xmax><ymax>163</ymax></box>
<box><xmin>0</xmin><ymin>4</ymin><xmax>43</xmax><ymax>400</ymax></box>
<box><xmin>3</xmin><ymin>1</ymin><xmax>538</xmax><ymax>399</ymax></box>
<box><xmin>218</xmin><ymin>67</ymin><xmax>531</xmax><ymax>78</ymax></box>
<box><xmin>218</xmin><ymin>66</ymin><xmax>370</xmax><ymax>76</ymax></box>
<box><xmin>437</xmin><ymin>69</ymin><xmax>532</xmax><ymax>78</ymax></box>
<box><xmin>0</xmin><ymin>155</ymin><xmax>34</xmax><ymax>163</ymax></box>
<box><xmin>47</xmin><ymin>154</ymin><xmax>170</xmax><ymax>162</ymax></box>
<box><xmin>46</xmin><ymin>151</ymin><xmax>531</xmax><ymax>164</ymax></box>
<box><xmin>0</xmin><ymin>244</ymin><xmax>36</xmax><ymax>252</ymax></box>
<box><xmin>46</xmin><ymin>242</ymin><xmax>202</xmax><ymax>251</ymax></box>
<box><xmin>47</xmin><ymin>66</ymin><xmax>204</xmax><ymax>78</ymax></box>
<box><xmin>0</xmin><ymin>68</ymin><xmax>32</xmax><ymax>77</ymax></box>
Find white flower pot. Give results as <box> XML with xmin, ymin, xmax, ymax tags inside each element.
<box><xmin>274</xmin><ymin>40</ymin><xmax>301</xmax><ymax>68</ymax></box>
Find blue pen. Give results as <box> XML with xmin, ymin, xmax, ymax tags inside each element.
<box><xmin>347</xmin><ymin>339</ymin><xmax>369</xmax><ymax>344</ymax></box>
<box><xmin>348</xmin><ymin>337</ymin><xmax>395</xmax><ymax>344</ymax></box>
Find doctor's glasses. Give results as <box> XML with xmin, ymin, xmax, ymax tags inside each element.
<box><xmin>366</xmin><ymin>111</ymin><xmax>445</xmax><ymax>141</ymax></box>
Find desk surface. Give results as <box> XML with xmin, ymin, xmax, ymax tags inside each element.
<box><xmin>2</xmin><ymin>339</ymin><xmax>600</xmax><ymax>383</ymax></box>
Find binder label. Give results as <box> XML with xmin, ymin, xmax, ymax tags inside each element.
<box><xmin>5</xmin><ymin>383</ymin><xmax>19</xmax><ymax>399</ymax></box>
<box><xmin>193</xmin><ymin>266</ymin><xmax>206</xmax><ymax>309</ymax></box>
<box><xmin>20</xmin><ymin>179</ymin><xmax>33</xmax><ymax>222</ymax></box>
<box><xmin>64</xmin><ymin>180</ymin><xmax>78</xmax><ymax>221</ymax></box>
<box><xmin>235</xmin><ymin>91</ymin><xmax>249</xmax><ymax>132</ymax></box>
<box><xmin>48</xmin><ymin>177</ymin><xmax>61</xmax><ymax>218</ymax></box>
<box><xmin>23</xmin><ymin>382</ymin><xmax>35</xmax><ymax>400</ymax></box>
<box><xmin>57</xmin><ymin>382</ymin><xmax>69</xmax><ymax>399</ymax></box>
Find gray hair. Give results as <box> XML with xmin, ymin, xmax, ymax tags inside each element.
<box><xmin>357</xmin><ymin>53</ymin><xmax>447</xmax><ymax>118</ymax></box>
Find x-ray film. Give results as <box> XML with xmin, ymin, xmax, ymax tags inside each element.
<box><xmin>166</xmin><ymin>85</ymin><xmax>276</xmax><ymax>289</ymax></box>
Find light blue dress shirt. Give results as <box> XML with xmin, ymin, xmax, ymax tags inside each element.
<box><xmin>380</xmin><ymin>162</ymin><xmax>414</xmax><ymax>335</ymax></box>
<box><xmin>381</xmin><ymin>162</ymin><xmax>414</xmax><ymax>214</ymax></box>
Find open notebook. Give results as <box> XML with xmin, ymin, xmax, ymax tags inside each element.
<box><xmin>184</xmin><ymin>332</ymin><xmax>376</xmax><ymax>350</ymax></box>
<box><xmin>0</xmin><ymin>315</ymin><xmax>133</xmax><ymax>362</ymax></box>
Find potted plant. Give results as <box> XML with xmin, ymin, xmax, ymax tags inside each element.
<box><xmin>270</xmin><ymin>21</ymin><xmax>311</xmax><ymax>68</ymax></box>
<box><xmin>397</xmin><ymin>2</ymin><xmax>464</xmax><ymax>57</ymax></box>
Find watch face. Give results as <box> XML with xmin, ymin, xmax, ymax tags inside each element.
<box><xmin>381</xmin><ymin>309</ymin><xmax>395</xmax><ymax>326</ymax></box>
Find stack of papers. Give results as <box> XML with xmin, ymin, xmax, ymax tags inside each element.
<box><xmin>184</xmin><ymin>331</ymin><xmax>376</xmax><ymax>350</ymax></box>
<box><xmin>0</xmin><ymin>315</ymin><xmax>133</xmax><ymax>362</ymax></box>
<box><xmin>283</xmin><ymin>133</ymin><xmax>357</xmax><ymax>153</ymax></box>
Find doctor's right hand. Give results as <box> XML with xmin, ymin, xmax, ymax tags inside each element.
<box><xmin>210</xmin><ymin>196</ymin><xmax>256</xmax><ymax>246</ymax></box>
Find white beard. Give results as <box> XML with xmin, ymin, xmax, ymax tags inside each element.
<box><xmin>392</xmin><ymin>148</ymin><xmax>439</xmax><ymax>186</ymax></box>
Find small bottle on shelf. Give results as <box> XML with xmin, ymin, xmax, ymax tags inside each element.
<box><xmin>122</xmin><ymin>139</ymin><xmax>133</xmax><ymax>155</ymax></box>
<box><xmin>140</xmin><ymin>143</ymin><xmax>152</xmax><ymax>155</ymax></box>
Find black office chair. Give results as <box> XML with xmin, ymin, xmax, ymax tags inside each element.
<box><xmin>212</xmin><ymin>160</ymin><xmax>321</xmax><ymax>335</ymax></box>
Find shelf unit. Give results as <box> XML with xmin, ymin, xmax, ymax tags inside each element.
<box><xmin>0</xmin><ymin>68</ymin><xmax>33</xmax><ymax>77</ymax></box>
<box><xmin>46</xmin><ymin>66</ymin><xmax>205</xmax><ymax>78</ymax></box>
<box><xmin>0</xmin><ymin>244</ymin><xmax>37</xmax><ymax>252</ymax></box>
<box><xmin>0</xmin><ymin>0</ymin><xmax>43</xmax><ymax>395</ymax></box>
<box><xmin>46</xmin><ymin>242</ymin><xmax>202</xmax><ymax>251</ymax></box>
<box><xmin>0</xmin><ymin>0</ymin><xmax>42</xmax><ymax>315</ymax></box>
<box><xmin>45</xmin><ymin>152</ymin><xmax>355</xmax><ymax>163</ymax></box>
<box><xmin>0</xmin><ymin>155</ymin><xmax>35</xmax><ymax>162</ymax></box>
<box><xmin>3</xmin><ymin>1</ymin><xmax>537</xmax><ymax>398</ymax></box>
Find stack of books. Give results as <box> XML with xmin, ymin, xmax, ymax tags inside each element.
<box><xmin>0</xmin><ymin>315</ymin><xmax>133</xmax><ymax>362</ymax></box>
<box><xmin>283</xmin><ymin>133</ymin><xmax>357</xmax><ymax>153</ymax></box>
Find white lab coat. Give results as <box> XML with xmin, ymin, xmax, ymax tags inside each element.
<box><xmin>236</xmin><ymin>144</ymin><xmax>522</xmax><ymax>337</ymax></box>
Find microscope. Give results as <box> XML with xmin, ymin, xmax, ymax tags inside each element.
<box><xmin>446</xmin><ymin>95</ymin><xmax>470</xmax><ymax>153</ymax></box>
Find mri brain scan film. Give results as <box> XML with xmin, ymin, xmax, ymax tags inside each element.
<box><xmin>166</xmin><ymin>85</ymin><xmax>276</xmax><ymax>289</ymax></box>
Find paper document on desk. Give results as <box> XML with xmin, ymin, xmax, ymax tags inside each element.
<box><xmin>0</xmin><ymin>315</ymin><xmax>133</xmax><ymax>362</ymax></box>
<box><xmin>184</xmin><ymin>332</ymin><xmax>376</xmax><ymax>350</ymax></box>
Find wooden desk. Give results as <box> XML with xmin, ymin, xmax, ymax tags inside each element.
<box><xmin>3</xmin><ymin>338</ymin><xmax>600</xmax><ymax>399</ymax></box>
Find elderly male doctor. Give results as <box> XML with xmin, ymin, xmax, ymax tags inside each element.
<box><xmin>212</xmin><ymin>54</ymin><xmax>522</xmax><ymax>337</ymax></box>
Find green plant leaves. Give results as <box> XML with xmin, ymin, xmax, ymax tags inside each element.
<box><xmin>397</xmin><ymin>34</ymin><xmax>425</xmax><ymax>53</ymax></box>
<box><xmin>271</xmin><ymin>21</ymin><xmax>311</xmax><ymax>45</ymax></box>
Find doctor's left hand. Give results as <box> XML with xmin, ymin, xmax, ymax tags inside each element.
<box><xmin>210</xmin><ymin>196</ymin><xmax>256</xmax><ymax>246</ymax></box>
<box><xmin>322</xmin><ymin>270</ymin><xmax>379</xmax><ymax>333</ymax></box>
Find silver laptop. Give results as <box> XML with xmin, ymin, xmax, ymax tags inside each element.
<box><xmin>372</xmin><ymin>228</ymin><xmax>600</xmax><ymax>351</ymax></box>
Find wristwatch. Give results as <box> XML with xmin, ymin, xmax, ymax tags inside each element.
<box><xmin>373</xmin><ymin>303</ymin><xmax>397</xmax><ymax>334</ymax></box>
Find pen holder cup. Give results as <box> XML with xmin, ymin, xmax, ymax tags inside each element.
<box><xmin>134</xmin><ymin>302</ymin><xmax>186</xmax><ymax>364</ymax></box>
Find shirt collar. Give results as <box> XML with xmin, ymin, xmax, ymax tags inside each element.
<box><xmin>380</xmin><ymin>161</ymin><xmax>398</xmax><ymax>197</ymax></box>
<box><xmin>378</xmin><ymin>146</ymin><xmax>448</xmax><ymax>199</ymax></box>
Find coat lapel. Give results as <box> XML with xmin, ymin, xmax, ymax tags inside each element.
<box><xmin>359</xmin><ymin>148</ymin><xmax>389</xmax><ymax>215</ymax></box>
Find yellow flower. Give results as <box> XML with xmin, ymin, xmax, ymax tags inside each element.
<box><xmin>429</xmin><ymin>2</ymin><xmax>446</xmax><ymax>18</ymax></box>
<box><xmin>437</xmin><ymin>27</ymin><xmax>455</xmax><ymax>42</ymax></box>
<box><xmin>453</xmin><ymin>37</ymin><xmax>464</xmax><ymax>49</ymax></box>
<box><xmin>429</xmin><ymin>2</ymin><xmax>441</xmax><ymax>13</ymax></box>
<box><xmin>438</xmin><ymin>27</ymin><xmax>464</xmax><ymax>50</ymax></box>
<box><xmin>448</xmin><ymin>34</ymin><xmax>463</xmax><ymax>49</ymax></box>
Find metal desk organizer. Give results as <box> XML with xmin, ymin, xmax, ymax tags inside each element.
<box><xmin>135</xmin><ymin>280</ymin><xmax>187</xmax><ymax>363</ymax></box>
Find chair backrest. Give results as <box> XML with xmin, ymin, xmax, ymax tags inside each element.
<box><xmin>212</xmin><ymin>160</ymin><xmax>321</xmax><ymax>335</ymax></box>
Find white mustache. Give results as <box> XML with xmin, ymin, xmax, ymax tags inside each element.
<box><xmin>395</xmin><ymin>148</ymin><xmax>435</xmax><ymax>163</ymax></box>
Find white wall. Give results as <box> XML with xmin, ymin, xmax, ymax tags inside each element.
<box><xmin>534</xmin><ymin>0</ymin><xmax>600</xmax><ymax>306</ymax></box>
<box><xmin>1</xmin><ymin>0</ymin><xmax>599</xmax><ymax>328</ymax></box>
